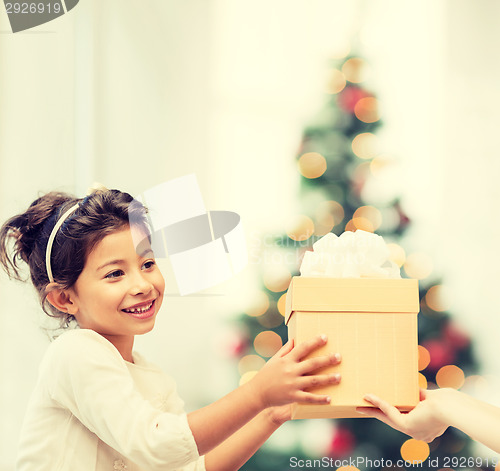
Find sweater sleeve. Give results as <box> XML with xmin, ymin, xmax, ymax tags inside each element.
<box><xmin>41</xmin><ymin>329</ymin><xmax>200</xmax><ymax>471</ymax></box>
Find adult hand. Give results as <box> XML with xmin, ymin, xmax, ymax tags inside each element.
<box><xmin>357</xmin><ymin>389</ymin><xmax>449</xmax><ymax>443</ymax></box>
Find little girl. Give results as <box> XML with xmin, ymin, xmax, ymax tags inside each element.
<box><xmin>0</xmin><ymin>188</ymin><xmax>342</xmax><ymax>471</ymax></box>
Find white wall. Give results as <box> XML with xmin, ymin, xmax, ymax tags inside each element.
<box><xmin>0</xmin><ymin>1</ymin><xmax>217</xmax><ymax>467</ymax></box>
<box><xmin>439</xmin><ymin>0</ymin><xmax>500</xmax><ymax>380</ymax></box>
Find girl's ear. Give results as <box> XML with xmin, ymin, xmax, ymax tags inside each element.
<box><xmin>46</xmin><ymin>284</ymin><xmax>78</xmax><ymax>315</ymax></box>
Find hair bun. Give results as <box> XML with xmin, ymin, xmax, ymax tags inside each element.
<box><xmin>0</xmin><ymin>192</ymin><xmax>76</xmax><ymax>280</ymax></box>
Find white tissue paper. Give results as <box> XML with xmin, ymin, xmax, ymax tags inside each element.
<box><xmin>299</xmin><ymin>230</ymin><xmax>400</xmax><ymax>278</ymax></box>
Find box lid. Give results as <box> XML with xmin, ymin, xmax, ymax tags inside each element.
<box><xmin>285</xmin><ymin>276</ymin><xmax>419</xmax><ymax>324</ymax></box>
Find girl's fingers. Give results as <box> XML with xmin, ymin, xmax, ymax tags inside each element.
<box><xmin>294</xmin><ymin>390</ymin><xmax>332</xmax><ymax>405</ymax></box>
<box><xmin>275</xmin><ymin>339</ymin><xmax>294</xmax><ymax>357</ymax></box>
<box><xmin>298</xmin><ymin>373</ymin><xmax>341</xmax><ymax>390</ymax></box>
<box><xmin>298</xmin><ymin>352</ymin><xmax>341</xmax><ymax>375</ymax></box>
<box><xmin>290</xmin><ymin>335</ymin><xmax>328</xmax><ymax>361</ymax></box>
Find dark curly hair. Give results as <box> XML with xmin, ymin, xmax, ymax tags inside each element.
<box><xmin>0</xmin><ymin>188</ymin><xmax>149</xmax><ymax>327</ymax></box>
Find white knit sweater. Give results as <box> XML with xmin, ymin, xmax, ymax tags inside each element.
<box><xmin>16</xmin><ymin>329</ymin><xmax>205</xmax><ymax>471</ymax></box>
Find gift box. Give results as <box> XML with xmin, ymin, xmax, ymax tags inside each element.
<box><xmin>285</xmin><ymin>276</ymin><xmax>420</xmax><ymax>419</ymax></box>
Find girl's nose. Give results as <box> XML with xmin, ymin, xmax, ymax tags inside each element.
<box><xmin>130</xmin><ymin>273</ymin><xmax>154</xmax><ymax>295</ymax></box>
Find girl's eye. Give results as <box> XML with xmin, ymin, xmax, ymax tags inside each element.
<box><xmin>105</xmin><ymin>270</ymin><xmax>124</xmax><ymax>279</ymax></box>
<box><xmin>143</xmin><ymin>260</ymin><xmax>156</xmax><ymax>270</ymax></box>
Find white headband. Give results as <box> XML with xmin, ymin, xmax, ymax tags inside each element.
<box><xmin>45</xmin><ymin>203</ymin><xmax>80</xmax><ymax>283</ymax></box>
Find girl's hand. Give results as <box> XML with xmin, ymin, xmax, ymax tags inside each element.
<box><xmin>248</xmin><ymin>335</ymin><xmax>341</xmax><ymax>409</ymax></box>
<box><xmin>265</xmin><ymin>405</ymin><xmax>292</xmax><ymax>426</ymax></box>
<box><xmin>357</xmin><ymin>389</ymin><xmax>449</xmax><ymax>443</ymax></box>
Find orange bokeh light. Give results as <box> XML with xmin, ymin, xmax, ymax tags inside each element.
<box><xmin>352</xmin><ymin>217</ymin><xmax>374</xmax><ymax>232</ymax></box>
<box><xmin>387</xmin><ymin>243</ymin><xmax>406</xmax><ymax>267</ymax></box>
<box><xmin>238</xmin><ymin>355</ymin><xmax>266</xmax><ymax>376</ymax></box>
<box><xmin>353</xmin><ymin>205</ymin><xmax>382</xmax><ymax>231</ymax></box>
<box><xmin>426</xmin><ymin>285</ymin><xmax>452</xmax><ymax>312</ymax></box>
<box><xmin>404</xmin><ymin>252</ymin><xmax>433</xmax><ymax>280</ymax></box>
<box><xmin>400</xmin><ymin>439</ymin><xmax>430</xmax><ymax>463</ymax></box>
<box><xmin>418</xmin><ymin>372</ymin><xmax>428</xmax><ymax>389</ymax></box>
<box><xmin>245</xmin><ymin>291</ymin><xmax>269</xmax><ymax>317</ymax></box>
<box><xmin>326</xmin><ymin>68</ymin><xmax>347</xmax><ymax>95</ymax></box>
<box><xmin>436</xmin><ymin>365</ymin><xmax>465</xmax><ymax>389</ymax></box>
<box><xmin>354</xmin><ymin>97</ymin><xmax>380</xmax><ymax>123</ymax></box>
<box><xmin>254</xmin><ymin>331</ymin><xmax>283</xmax><ymax>358</ymax></box>
<box><xmin>342</xmin><ymin>57</ymin><xmax>369</xmax><ymax>83</ymax></box>
<box><xmin>287</xmin><ymin>215</ymin><xmax>315</xmax><ymax>241</ymax></box>
<box><xmin>277</xmin><ymin>293</ymin><xmax>287</xmax><ymax>317</ymax></box>
<box><xmin>263</xmin><ymin>269</ymin><xmax>292</xmax><ymax>293</ymax></box>
<box><xmin>418</xmin><ymin>345</ymin><xmax>431</xmax><ymax>371</ymax></box>
<box><xmin>345</xmin><ymin>220</ymin><xmax>356</xmax><ymax>232</ymax></box>
<box><xmin>298</xmin><ymin>152</ymin><xmax>327</xmax><ymax>179</ymax></box>
<box><xmin>352</xmin><ymin>132</ymin><xmax>380</xmax><ymax>160</ymax></box>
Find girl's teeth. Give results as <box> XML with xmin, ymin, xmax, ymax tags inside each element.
<box><xmin>124</xmin><ymin>302</ymin><xmax>153</xmax><ymax>313</ymax></box>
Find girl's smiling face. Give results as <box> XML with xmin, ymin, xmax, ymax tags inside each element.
<box><xmin>66</xmin><ymin>226</ymin><xmax>165</xmax><ymax>356</ymax></box>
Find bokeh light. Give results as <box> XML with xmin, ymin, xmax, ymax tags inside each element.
<box><xmin>404</xmin><ymin>252</ymin><xmax>434</xmax><ymax>280</ymax></box>
<box><xmin>244</xmin><ymin>291</ymin><xmax>270</xmax><ymax>317</ymax></box>
<box><xmin>336</xmin><ymin>467</ymin><xmax>360</xmax><ymax>471</ymax></box>
<box><xmin>436</xmin><ymin>365</ymin><xmax>465</xmax><ymax>389</ymax></box>
<box><xmin>238</xmin><ymin>354</ymin><xmax>266</xmax><ymax>376</ymax></box>
<box><xmin>419</xmin><ymin>372</ymin><xmax>428</xmax><ymax>389</ymax></box>
<box><xmin>342</xmin><ymin>57</ymin><xmax>369</xmax><ymax>83</ymax></box>
<box><xmin>254</xmin><ymin>330</ymin><xmax>283</xmax><ymax>357</ymax></box>
<box><xmin>326</xmin><ymin>68</ymin><xmax>347</xmax><ymax>95</ymax></box>
<box><xmin>314</xmin><ymin>212</ymin><xmax>335</xmax><ymax>235</ymax></box>
<box><xmin>298</xmin><ymin>152</ymin><xmax>327</xmax><ymax>179</ymax></box>
<box><xmin>286</xmin><ymin>215</ymin><xmax>315</xmax><ymax>241</ymax></box>
<box><xmin>353</xmin><ymin>206</ymin><xmax>382</xmax><ymax>231</ymax></box>
<box><xmin>420</xmin><ymin>296</ymin><xmax>442</xmax><ymax>319</ymax></box>
<box><xmin>386</xmin><ymin>243</ymin><xmax>406</xmax><ymax>267</ymax></box>
<box><xmin>314</xmin><ymin>200</ymin><xmax>344</xmax><ymax>236</ymax></box>
<box><xmin>263</xmin><ymin>267</ymin><xmax>292</xmax><ymax>293</ymax></box>
<box><xmin>425</xmin><ymin>285</ymin><xmax>452</xmax><ymax>312</ymax></box>
<box><xmin>344</xmin><ymin>219</ymin><xmax>356</xmax><ymax>232</ymax></box>
<box><xmin>351</xmin><ymin>132</ymin><xmax>380</xmax><ymax>159</ymax></box>
<box><xmin>277</xmin><ymin>293</ymin><xmax>287</xmax><ymax>317</ymax></box>
<box><xmin>418</xmin><ymin>345</ymin><xmax>431</xmax><ymax>371</ymax></box>
<box><xmin>352</xmin><ymin>217</ymin><xmax>373</xmax><ymax>232</ymax></box>
<box><xmin>354</xmin><ymin>97</ymin><xmax>380</xmax><ymax>123</ymax></box>
<box><xmin>400</xmin><ymin>439</ymin><xmax>430</xmax><ymax>463</ymax></box>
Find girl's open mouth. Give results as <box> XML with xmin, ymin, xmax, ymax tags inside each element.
<box><xmin>122</xmin><ymin>299</ymin><xmax>156</xmax><ymax>319</ymax></box>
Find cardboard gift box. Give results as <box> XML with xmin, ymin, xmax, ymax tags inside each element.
<box><xmin>285</xmin><ymin>276</ymin><xmax>420</xmax><ymax>419</ymax></box>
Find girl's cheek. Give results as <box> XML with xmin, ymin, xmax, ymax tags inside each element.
<box><xmin>157</xmin><ymin>271</ymin><xmax>166</xmax><ymax>293</ymax></box>
<box><xmin>154</xmin><ymin>277</ymin><xmax>165</xmax><ymax>301</ymax></box>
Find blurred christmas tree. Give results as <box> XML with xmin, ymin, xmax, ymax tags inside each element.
<box><xmin>231</xmin><ymin>53</ymin><xmax>493</xmax><ymax>471</ymax></box>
